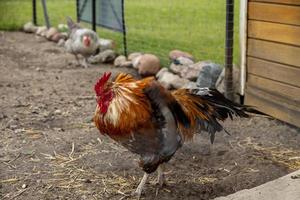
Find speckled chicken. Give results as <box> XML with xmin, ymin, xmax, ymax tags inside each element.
<box><xmin>93</xmin><ymin>72</ymin><xmax>261</xmax><ymax>198</ymax></box>
<box><xmin>65</xmin><ymin>17</ymin><xmax>99</xmax><ymax>68</ymax></box>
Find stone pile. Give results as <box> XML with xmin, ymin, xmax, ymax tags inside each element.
<box><xmin>111</xmin><ymin>49</ymin><xmax>239</xmax><ymax>102</ymax></box>
<box><xmin>23</xmin><ymin>22</ymin><xmax>239</xmax><ymax>100</ymax></box>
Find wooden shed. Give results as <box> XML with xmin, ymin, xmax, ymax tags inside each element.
<box><xmin>241</xmin><ymin>0</ymin><xmax>300</xmax><ymax>126</ymax></box>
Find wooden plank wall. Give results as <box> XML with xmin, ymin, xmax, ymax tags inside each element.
<box><xmin>245</xmin><ymin>0</ymin><xmax>300</xmax><ymax>126</ymax></box>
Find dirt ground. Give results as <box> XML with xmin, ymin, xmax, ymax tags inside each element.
<box><xmin>0</xmin><ymin>31</ymin><xmax>299</xmax><ymax>200</ymax></box>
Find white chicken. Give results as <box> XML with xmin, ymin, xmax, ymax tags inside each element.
<box><xmin>65</xmin><ymin>17</ymin><xmax>99</xmax><ymax>68</ymax></box>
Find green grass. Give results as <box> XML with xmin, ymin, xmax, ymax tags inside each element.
<box><xmin>0</xmin><ymin>0</ymin><xmax>240</xmax><ymax>66</ymax></box>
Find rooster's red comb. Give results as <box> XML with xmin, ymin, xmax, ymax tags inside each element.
<box><xmin>94</xmin><ymin>72</ymin><xmax>112</xmax><ymax>96</ymax></box>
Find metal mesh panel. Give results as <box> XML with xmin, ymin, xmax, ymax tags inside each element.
<box><xmin>78</xmin><ymin>0</ymin><xmax>124</xmax><ymax>32</ymax></box>
<box><xmin>0</xmin><ymin>0</ymin><xmax>240</xmax><ymax>67</ymax></box>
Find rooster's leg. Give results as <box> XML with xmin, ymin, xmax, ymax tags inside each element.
<box><xmin>82</xmin><ymin>57</ymin><xmax>89</xmax><ymax>68</ymax></box>
<box><xmin>133</xmin><ymin>173</ymin><xmax>149</xmax><ymax>199</ymax></box>
<box><xmin>74</xmin><ymin>54</ymin><xmax>80</xmax><ymax>66</ymax></box>
<box><xmin>157</xmin><ymin>164</ymin><xmax>166</xmax><ymax>187</ymax></box>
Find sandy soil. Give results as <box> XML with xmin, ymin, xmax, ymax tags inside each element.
<box><xmin>0</xmin><ymin>31</ymin><xmax>299</xmax><ymax>200</ymax></box>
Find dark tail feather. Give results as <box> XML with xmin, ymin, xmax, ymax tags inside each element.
<box><xmin>242</xmin><ymin>106</ymin><xmax>268</xmax><ymax>116</ymax></box>
<box><xmin>66</xmin><ymin>16</ymin><xmax>81</xmax><ymax>30</ymax></box>
<box><xmin>191</xmin><ymin>88</ymin><xmax>266</xmax><ymax>143</ymax></box>
<box><xmin>192</xmin><ymin>88</ymin><xmax>266</xmax><ymax>119</ymax></box>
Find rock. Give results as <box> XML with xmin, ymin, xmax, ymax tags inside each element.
<box><xmin>57</xmin><ymin>24</ymin><xmax>68</xmax><ymax>32</ymax></box>
<box><xmin>196</xmin><ymin>62</ymin><xmax>222</xmax><ymax>88</ymax></box>
<box><xmin>113</xmin><ymin>56</ymin><xmax>132</xmax><ymax>67</ymax></box>
<box><xmin>98</xmin><ymin>38</ymin><xmax>115</xmax><ymax>51</ymax></box>
<box><xmin>51</xmin><ymin>32</ymin><xmax>67</xmax><ymax>43</ymax></box>
<box><xmin>137</xmin><ymin>54</ymin><xmax>161</xmax><ymax>76</ymax></box>
<box><xmin>89</xmin><ymin>49</ymin><xmax>117</xmax><ymax>64</ymax></box>
<box><xmin>114</xmin><ymin>55</ymin><xmax>127</xmax><ymax>67</ymax></box>
<box><xmin>173</xmin><ymin>56</ymin><xmax>194</xmax><ymax>65</ymax></box>
<box><xmin>170</xmin><ymin>61</ymin><xmax>209</xmax><ymax>81</ymax></box>
<box><xmin>172</xmin><ymin>78</ymin><xmax>190</xmax><ymax>89</ymax></box>
<box><xmin>57</xmin><ymin>39</ymin><xmax>65</xmax><ymax>47</ymax></box>
<box><xmin>179</xmin><ymin>61</ymin><xmax>211</xmax><ymax>81</ymax></box>
<box><xmin>23</xmin><ymin>22</ymin><xmax>38</xmax><ymax>33</ymax></box>
<box><xmin>128</xmin><ymin>52</ymin><xmax>143</xmax><ymax>61</ymax></box>
<box><xmin>36</xmin><ymin>26</ymin><xmax>47</xmax><ymax>36</ymax></box>
<box><xmin>155</xmin><ymin>68</ymin><xmax>169</xmax><ymax>79</ymax></box>
<box><xmin>169</xmin><ymin>63</ymin><xmax>186</xmax><ymax>75</ymax></box>
<box><xmin>61</xmin><ymin>32</ymin><xmax>69</xmax><ymax>39</ymax></box>
<box><xmin>215</xmin><ymin>65</ymin><xmax>240</xmax><ymax>103</ymax></box>
<box><xmin>169</xmin><ymin>49</ymin><xmax>194</xmax><ymax>61</ymax></box>
<box><xmin>157</xmin><ymin>71</ymin><xmax>189</xmax><ymax>89</ymax></box>
<box><xmin>182</xmin><ymin>81</ymin><xmax>198</xmax><ymax>89</ymax></box>
<box><xmin>46</xmin><ymin>27</ymin><xmax>58</xmax><ymax>39</ymax></box>
<box><xmin>119</xmin><ymin>61</ymin><xmax>133</xmax><ymax>68</ymax></box>
<box><xmin>132</xmin><ymin>55</ymin><xmax>142</xmax><ymax>69</ymax></box>
<box><xmin>157</xmin><ymin>72</ymin><xmax>180</xmax><ymax>89</ymax></box>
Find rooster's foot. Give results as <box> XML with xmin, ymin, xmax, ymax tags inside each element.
<box><xmin>156</xmin><ymin>164</ymin><xmax>166</xmax><ymax>187</ymax></box>
<box><xmin>132</xmin><ymin>173</ymin><xmax>148</xmax><ymax>199</ymax></box>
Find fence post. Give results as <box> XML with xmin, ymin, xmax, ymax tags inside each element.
<box><xmin>41</xmin><ymin>0</ymin><xmax>51</xmax><ymax>28</ymax></box>
<box><xmin>76</xmin><ymin>0</ymin><xmax>80</xmax><ymax>22</ymax></box>
<box><xmin>224</xmin><ymin>0</ymin><xmax>234</xmax><ymax>101</ymax></box>
<box><xmin>121</xmin><ymin>0</ymin><xmax>127</xmax><ymax>56</ymax></box>
<box><xmin>32</xmin><ymin>0</ymin><xmax>37</xmax><ymax>25</ymax></box>
<box><xmin>92</xmin><ymin>0</ymin><xmax>96</xmax><ymax>31</ymax></box>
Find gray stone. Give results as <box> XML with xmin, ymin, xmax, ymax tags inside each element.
<box><xmin>46</xmin><ymin>27</ymin><xmax>58</xmax><ymax>39</ymax></box>
<box><xmin>23</xmin><ymin>22</ymin><xmax>38</xmax><ymax>33</ymax></box>
<box><xmin>57</xmin><ymin>24</ymin><xmax>68</xmax><ymax>32</ymax></box>
<box><xmin>137</xmin><ymin>54</ymin><xmax>161</xmax><ymax>77</ymax></box>
<box><xmin>132</xmin><ymin>55</ymin><xmax>142</xmax><ymax>69</ymax></box>
<box><xmin>155</xmin><ymin>68</ymin><xmax>169</xmax><ymax>79</ymax></box>
<box><xmin>174</xmin><ymin>56</ymin><xmax>194</xmax><ymax>65</ymax></box>
<box><xmin>169</xmin><ymin>63</ymin><xmax>186</xmax><ymax>75</ymax></box>
<box><xmin>89</xmin><ymin>49</ymin><xmax>117</xmax><ymax>64</ymax></box>
<box><xmin>114</xmin><ymin>55</ymin><xmax>127</xmax><ymax>67</ymax></box>
<box><xmin>180</xmin><ymin>66</ymin><xmax>199</xmax><ymax>81</ymax></box>
<box><xmin>119</xmin><ymin>61</ymin><xmax>133</xmax><ymax>68</ymax></box>
<box><xmin>128</xmin><ymin>52</ymin><xmax>143</xmax><ymax>61</ymax></box>
<box><xmin>51</xmin><ymin>32</ymin><xmax>67</xmax><ymax>43</ymax></box>
<box><xmin>180</xmin><ymin>62</ymin><xmax>203</xmax><ymax>81</ymax></box>
<box><xmin>98</xmin><ymin>38</ymin><xmax>115</xmax><ymax>51</ymax></box>
<box><xmin>157</xmin><ymin>71</ymin><xmax>190</xmax><ymax>89</ymax></box>
<box><xmin>61</xmin><ymin>32</ymin><xmax>69</xmax><ymax>39</ymax></box>
<box><xmin>169</xmin><ymin>49</ymin><xmax>194</xmax><ymax>61</ymax></box>
<box><xmin>182</xmin><ymin>81</ymin><xmax>198</xmax><ymax>89</ymax></box>
<box><xmin>172</xmin><ymin>78</ymin><xmax>190</xmax><ymax>89</ymax></box>
<box><xmin>196</xmin><ymin>62</ymin><xmax>222</xmax><ymax>88</ymax></box>
<box><xmin>36</xmin><ymin>26</ymin><xmax>47</xmax><ymax>36</ymax></box>
<box><xmin>215</xmin><ymin>65</ymin><xmax>240</xmax><ymax>103</ymax></box>
<box><xmin>157</xmin><ymin>72</ymin><xmax>180</xmax><ymax>89</ymax></box>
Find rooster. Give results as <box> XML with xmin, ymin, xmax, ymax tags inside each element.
<box><xmin>65</xmin><ymin>17</ymin><xmax>99</xmax><ymax>68</ymax></box>
<box><xmin>93</xmin><ymin>72</ymin><xmax>262</xmax><ymax>198</ymax></box>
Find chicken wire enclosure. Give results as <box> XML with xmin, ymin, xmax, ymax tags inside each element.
<box><xmin>77</xmin><ymin>0</ymin><xmax>125</xmax><ymax>32</ymax></box>
<box><xmin>127</xmin><ymin>0</ymin><xmax>239</xmax><ymax>66</ymax></box>
<box><xmin>75</xmin><ymin>0</ymin><xmax>239</xmax><ymax>67</ymax></box>
<box><xmin>77</xmin><ymin>0</ymin><xmax>127</xmax><ymax>55</ymax></box>
<box><xmin>26</xmin><ymin>0</ymin><xmax>240</xmax><ymax>67</ymax></box>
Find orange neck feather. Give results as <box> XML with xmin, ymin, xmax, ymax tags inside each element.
<box><xmin>94</xmin><ymin>74</ymin><xmax>154</xmax><ymax>136</ymax></box>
